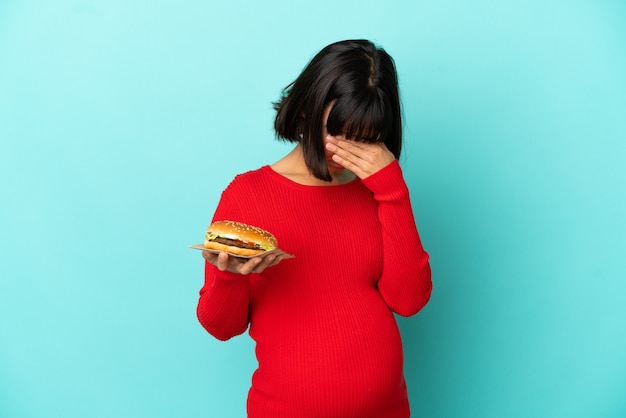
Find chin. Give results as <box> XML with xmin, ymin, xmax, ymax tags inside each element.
<box><xmin>327</xmin><ymin>161</ymin><xmax>345</xmax><ymax>173</ymax></box>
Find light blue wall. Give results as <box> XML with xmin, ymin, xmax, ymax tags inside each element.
<box><xmin>1</xmin><ymin>1</ymin><xmax>625</xmax><ymax>417</ymax></box>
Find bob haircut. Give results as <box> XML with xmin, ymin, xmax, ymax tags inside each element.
<box><xmin>274</xmin><ymin>39</ymin><xmax>403</xmax><ymax>182</ymax></box>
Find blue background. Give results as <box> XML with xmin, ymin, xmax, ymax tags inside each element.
<box><xmin>1</xmin><ymin>1</ymin><xmax>625</xmax><ymax>417</ymax></box>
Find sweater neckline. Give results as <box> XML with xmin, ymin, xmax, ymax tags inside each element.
<box><xmin>261</xmin><ymin>165</ymin><xmax>361</xmax><ymax>189</ymax></box>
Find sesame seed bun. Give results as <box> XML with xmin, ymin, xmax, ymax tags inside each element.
<box><xmin>204</xmin><ymin>220</ymin><xmax>278</xmax><ymax>257</ymax></box>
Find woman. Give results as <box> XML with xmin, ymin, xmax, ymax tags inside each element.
<box><xmin>197</xmin><ymin>39</ymin><xmax>432</xmax><ymax>418</ymax></box>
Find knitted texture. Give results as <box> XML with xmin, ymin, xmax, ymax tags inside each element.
<box><xmin>197</xmin><ymin>160</ymin><xmax>432</xmax><ymax>417</ymax></box>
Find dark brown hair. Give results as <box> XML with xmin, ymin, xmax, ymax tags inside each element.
<box><xmin>274</xmin><ymin>39</ymin><xmax>402</xmax><ymax>181</ymax></box>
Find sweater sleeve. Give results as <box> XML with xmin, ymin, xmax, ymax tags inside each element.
<box><xmin>196</xmin><ymin>181</ymin><xmax>251</xmax><ymax>341</ymax></box>
<box><xmin>362</xmin><ymin>160</ymin><xmax>433</xmax><ymax>317</ymax></box>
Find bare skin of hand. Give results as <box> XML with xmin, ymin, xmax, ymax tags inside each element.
<box><xmin>325</xmin><ymin>135</ymin><xmax>395</xmax><ymax>179</ymax></box>
<box><xmin>202</xmin><ymin>251</ymin><xmax>283</xmax><ymax>275</ymax></box>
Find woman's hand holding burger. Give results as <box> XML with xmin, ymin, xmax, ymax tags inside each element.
<box><xmin>202</xmin><ymin>251</ymin><xmax>283</xmax><ymax>275</ymax></box>
<box><xmin>201</xmin><ymin>220</ymin><xmax>286</xmax><ymax>275</ymax></box>
<box><xmin>325</xmin><ymin>135</ymin><xmax>395</xmax><ymax>179</ymax></box>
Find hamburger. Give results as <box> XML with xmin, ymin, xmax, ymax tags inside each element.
<box><xmin>204</xmin><ymin>220</ymin><xmax>278</xmax><ymax>257</ymax></box>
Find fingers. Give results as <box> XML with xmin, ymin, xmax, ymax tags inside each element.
<box><xmin>325</xmin><ymin>135</ymin><xmax>395</xmax><ymax>178</ymax></box>
<box><xmin>250</xmin><ymin>254</ymin><xmax>282</xmax><ymax>274</ymax></box>
<box><xmin>238</xmin><ymin>256</ymin><xmax>264</xmax><ymax>275</ymax></box>
<box><xmin>203</xmin><ymin>251</ymin><xmax>250</xmax><ymax>273</ymax></box>
<box><xmin>202</xmin><ymin>250</ymin><xmax>219</xmax><ymax>264</ymax></box>
<box><xmin>325</xmin><ymin>137</ymin><xmax>363</xmax><ymax>174</ymax></box>
<box><xmin>215</xmin><ymin>252</ymin><xmax>260</xmax><ymax>274</ymax></box>
<box><xmin>202</xmin><ymin>251</ymin><xmax>283</xmax><ymax>275</ymax></box>
<box><xmin>216</xmin><ymin>252</ymin><xmax>231</xmax><ymax>271</ymax></box>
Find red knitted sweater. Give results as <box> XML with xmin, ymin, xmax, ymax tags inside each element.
<box><xmin>197</xmin><ymin>161</ymin><xmax>432</xmax><ymax>417</ymax></box>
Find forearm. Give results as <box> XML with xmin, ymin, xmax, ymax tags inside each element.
<box><xmin>376</xmin><ymin>196</ymin><xmax>432</xmax><ymax>316</ymax></box>
<box><xmin>197</xmin><ymin>261</ymin><xmax>250</xmax><ymax>341</ymax></box>
<box><xmin>363</xmin><ymin>161</ymin><xmax>433</xmax><ymax>316</ymax></box>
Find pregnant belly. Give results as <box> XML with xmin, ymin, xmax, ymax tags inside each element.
<box><xmin>248</xmin><ymin>291</ymin><xmax>408</xmax><ymax>416</ymax></box>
